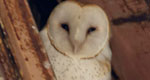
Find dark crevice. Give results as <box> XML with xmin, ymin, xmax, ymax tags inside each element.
<box><xmin>111</xmin><ymin>68</ymin><xmax>120</xmax><ymax>80</ymax></box>
<box><xmin>112</xmin><ymin>12</ymin><xmax>150</xmax><ymax>25</ymax></box>
<box><xmin>28</xmin><ymin>0</ymin><xmax>58</xmax><ymax>31</ymax></box>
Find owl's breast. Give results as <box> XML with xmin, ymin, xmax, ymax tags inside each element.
<box><xmin>49</xmin><ymin>52</ymin><xmax>111</xmax><ymax>80</ymax></box>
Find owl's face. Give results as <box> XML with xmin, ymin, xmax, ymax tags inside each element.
<box><xmin>47</xmin><ymin>1</ymin><xmax>109</xmax><ymax>59</ymax></box>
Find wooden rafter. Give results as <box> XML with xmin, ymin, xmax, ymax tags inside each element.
<box><xmin>0</xmin><ymin>0</ymin><xmax>54</xmax><ymax>80</ymax></box>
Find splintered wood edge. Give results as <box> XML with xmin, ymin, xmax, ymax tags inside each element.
<box><xmin>0</xmin><ymin>0</ymin><xmax>54</xmax><ymax>80</ymax></box>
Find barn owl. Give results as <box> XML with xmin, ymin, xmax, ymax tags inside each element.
<box><xmin>40</xmin><ymin>1</ymin><xmax>112</xmax><ymax>80</ymax></box>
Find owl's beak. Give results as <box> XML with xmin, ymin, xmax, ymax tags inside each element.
<box><xmin>70</xmin><ymin>28</ymin><xmax>85</xmax><ymax>54</ymax></box>
<box><xmin>72</xmin><ymin>39</ymin><xmax>84</xmax><ymax>54</ymax></box>
<box><xmin>74</xmin><ymin>45</ymin><xmax>78</xmax><ymax>54</ymax></box>
<box><xmin>73</xmin><ymin>43</ymin><xmax>80</xmax><ymax>54</ymax></box>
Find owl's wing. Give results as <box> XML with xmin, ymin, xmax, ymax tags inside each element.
<box><xmin>40</xmin><ymin>27</ymin><xmax>59</xmax><ymax>80</ymax></box>
<box><xmin>96</xmin><ymin>42</ymin><xmax>112</xmax><ymax>78</ymax></box>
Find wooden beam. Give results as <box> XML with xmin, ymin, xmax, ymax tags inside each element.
<box><xmin>0</xmin><ymin>23</ymin><xmax>21</xmax><ymax>80</ymax></box>
<box><xmin>0</xmin><ymin>0</ymin><xmax>54</xmax><ymax>80</ymax></box>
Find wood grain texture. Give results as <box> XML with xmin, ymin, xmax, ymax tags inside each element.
<box><xmin>0</xmin><ymin>0</ymin><xmax>54</xmax><ymax>80</ymax></box>
<box><xmin>0</xmin><ymin>23</ymin><xmax>22</xmax><ymax>80</ymax></box>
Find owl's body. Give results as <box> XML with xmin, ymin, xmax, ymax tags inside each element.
<box><xmin>40</xmin><ymin>29</ymin><xmax>111</xmax><ymax>80</ymax></box>
<box><xmin>40</xmin><ymin>1</ymin><xmax>112</xmax><ymax>80</ymax></box>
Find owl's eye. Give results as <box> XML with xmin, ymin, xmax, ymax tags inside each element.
<box><xmin>87</xmin><ymin>27</ymin><xmax>96</xmax><ymax>34</ymax></box>
<box><xmin>61</xmin><ymin>23</ymin><xmax>69</xmax><ymax>32</ymax></box>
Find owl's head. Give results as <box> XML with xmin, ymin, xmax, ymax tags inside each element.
<box><xmin>47</xmin><ymin>1</ymin><xmax>110</xmax><ymax>59</ymax></box>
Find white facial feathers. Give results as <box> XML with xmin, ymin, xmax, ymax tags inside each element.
<box><xmin>47</xmin><ymin>1</ymin><xmax>110</xmax><ymax>59</ymax></box>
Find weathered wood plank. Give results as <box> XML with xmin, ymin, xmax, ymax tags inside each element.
<box><xmin>0</xmin><ymin>23</ymin><xmax>21</xmax><ymax>80</ymax></box>
<box><xmin>111</xmin><ymin>22</ymin><xmax>150</xmax><ymax>80</ymax></box>
<box><xmin>77</xmin><ymin>0</ymin><xmax>148</xmax><ymax>19</ymax></box>
<box><xmin>0</xmin><ymin>0</ymin><xmax>54</xmax><ymax>80</ymax></box>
